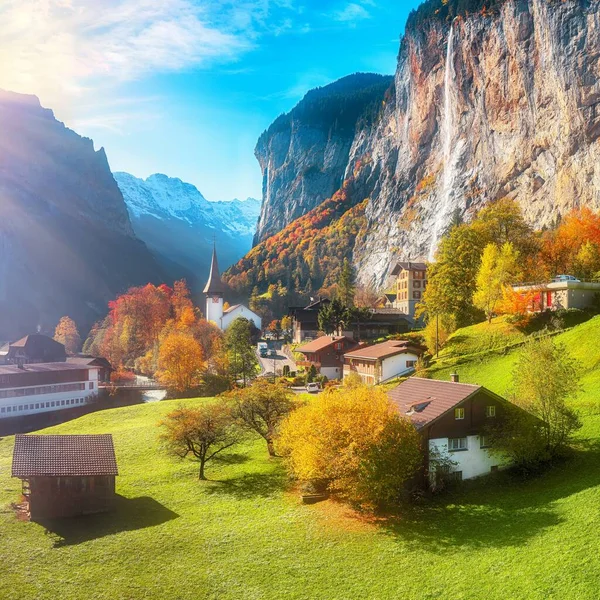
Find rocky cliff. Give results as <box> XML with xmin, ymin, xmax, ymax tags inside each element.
<box><xmin>251</xmin><ymin>0</ymin><xmax>600</xmax><ymax>289</ymax></box>
<box><xmin>115</xmin><ymin>172</ymin><xmax>260</xmax><ymax>292</ymax></box>
<box><xmin>253</xmin><ymin>73</ymin><xmax>393</xmax><ymax>243</ymax></box>
<box><xmin>0</xmin><ymin>90</ymin><xmax>163</xmax><ymax>340</ymax></box>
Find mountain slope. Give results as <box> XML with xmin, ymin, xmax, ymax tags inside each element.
<box><xmin>0</xmin><ymin>90</ymin><xmax>163</xmax><ymax>340</ymax></box>
<box><xmin>253</xmin><ymin>72</ymin><xmax>393</xmax><ymax>243</ymax></box>
<box><xmin>115</xmin><ymin>172</ymin><xmax>260</xmax><ymax>292</ymax></box>
<box><xmin>249</xmin><ymin>0</ymin><xmax>600</xmax><ymax>290</ymax></box>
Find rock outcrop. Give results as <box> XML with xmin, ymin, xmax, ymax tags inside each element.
<box><xmin>253</xmin><ymin>73</ymin><xmax>393</xmax><ymax>243</ymax></box>
<box><xmin>252</xmin><ymin>0</ymin><xmax>600</xmax><ymax>288</ymax></box>
<box><xmin>0</xmin><ymin>90</ymin><xmax>163</xmax><ymax>340</ymax></box>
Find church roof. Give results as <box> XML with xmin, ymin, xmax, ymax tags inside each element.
<box><xmin>203</xmin><ymin>245</ymin><xmax>226</xmax><ymax>295</ymax></box>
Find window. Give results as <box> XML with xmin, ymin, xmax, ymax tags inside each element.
<box><xmin>413</xmin><ymin>291</ymin><xmax>422</xmax><ymax>300</ymax></box>
<box><xmin>454</xmin><ymin>407</ymin><xmax>465</xmax><ymax>420</ymax></box>
<box><xmin>413</xmin><ymin>281</ymin><xmax>421</xmax><ymax>289</ymax></box>
<box><xmin>89</xmin><ymin>382</ymin><xmax>94</xmax><ymax>390</ymax></box>
<box><xmin>335</xmin><ymin>343</ymin><xmax>342</xmax><ymax>350</ymax></box>
<box><xmin>448</xmin><ymin>437</ymin><xmax>468</xmax><ymax>451</ymax></box>
<box><xmin>486</xmin><ymin>405</ymin><xmax>496</xmax><ymax>418</ymax></box>
<box><xmin>480</xmin><ymin>436</ymin><xmax>490</xmax><ymax>449</ymax></box>
<box><xmin>406</xmin><ymin>360</ymin><xmax>416</xmax><ymax>368</ymax></box>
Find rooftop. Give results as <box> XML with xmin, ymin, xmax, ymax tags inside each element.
<box><xmin>12</xmin><ymin>434</ymin><xmax>119</xmax><ymax>478</ymax></box>
<box><xmin>203</xmin><ymin>245</ymin><xmax>226</xmax><ymax>295</ymax></box>
<box><xmin>344</xmin><ymin>340</ymin><xmax>424</xmax><ymax>361</ymax></box>
<box><xmin>388</xmin><ymin>377</ymin><xmax>482</xmax><ymax>429</ymax></box>
<box><xmin>224</xmin><ymin>304</ymin><xmax>242</xmax><ymax>314</ymax></box>
<box><xmin>391</xmin><ymin>261</ymin><xmax>427</xmax><ymax>276</ymax></box>
<box><xmin>297</xmin><ymin>336</ymin><xmax>351</xmax><ymax>353</ymax></box>
<box><xmin>0</xmin><ymin>362</ymin><xmax>96</xmax><ymax>376</ymax></box>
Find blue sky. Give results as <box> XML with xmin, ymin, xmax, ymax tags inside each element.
<box><xmin>1</xmin><ymin>0</ymin><xmax>422</xmax><ymax>201</ymax></box>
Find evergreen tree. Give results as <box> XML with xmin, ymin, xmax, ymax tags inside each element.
<box><xmin>224</xmin><ymin>318</ymin><xmax>258</xmax><ymax>387</ymax></box>
<box><xmin>338</xmin><ymin>258</ymin><xmax>356</xmax><ymax>307</ymax></box>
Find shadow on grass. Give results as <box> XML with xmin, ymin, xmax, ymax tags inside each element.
<box><xmin>204</xmin><ymin>467</ymin><xmax>289</xmax><ymax>500</ymax></box>
<box><xmin>37</xmin><ymin>495</ymin><xmax>179</xmax><ymax>548</ymax></box>
<box><xmin>212</xmin><ymin>453</ymin><xmax>251</xmax><ymax>466</ymax></box>
<box><xmin>381</xmin><ymin>441</ymin><xmax>600</xmax><ymax>552</ymax></box>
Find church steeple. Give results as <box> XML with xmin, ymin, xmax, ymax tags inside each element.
<box><xmin>203</xmin><ymin>243</ymin><xmax>225</xmax><ymax>296</ymax></box>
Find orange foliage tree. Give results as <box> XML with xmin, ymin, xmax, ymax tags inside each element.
<box><xmin>53</xmin><ymin>316</ymin><xmax>81</xmax><ymax>355</ymax></box>
<box><xmin>156</xmin><ymin>333</ymin><xmax>205</xmax><ymax>393</ymax></box>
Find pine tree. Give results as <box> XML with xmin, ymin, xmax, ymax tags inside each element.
<box><xmin>338</xmin><ymin>258</ymin><xmax>356</xmax><ymax>307</ymax></box>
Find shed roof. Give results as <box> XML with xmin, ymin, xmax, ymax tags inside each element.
<box><xmin>388</xmin><ymin>377</ymin><xmax>482</xmax><ymax>429</ymax></box>
<box><xmin>12</xmin><ymin>434</ymin><xmax>118</xmax><ymax>478</ymax></box>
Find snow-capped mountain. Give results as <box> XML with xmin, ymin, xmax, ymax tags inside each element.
<box><xmin>114</xmin><ymin>172</ymin><xmax>261</xmax><ymax>293</ymax></box>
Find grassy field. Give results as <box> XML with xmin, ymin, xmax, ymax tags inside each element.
<box><xmin>2</xmin><ymin>319</ymin><xmax>600</xmax><ymax>599</ymax></box>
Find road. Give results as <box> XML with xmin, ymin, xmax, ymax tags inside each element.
<box><xmin>257</xmin><ymin>344</ymin><xmax>297</xmax><ymax>378</ymax></box>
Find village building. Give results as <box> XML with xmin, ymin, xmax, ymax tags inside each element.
<box><xmin>12</xmin><ymin>434</ymin><xmax>118</xmax><ymax>519</ymax></box>
<box><xmin>512</xmin><ymin>278</ymin><xmax>600</xmax><ymax>312</ymax></box>
<box><xmin>343</xmin><ymin>340</ymin><xmax>425</xmax><ymax>384</ymax></box>
<box><xmin>4</xmin><ymin>334</ymin><xmax>67</xmax><ymax>366</ymax></box>
<box><xmin>204</xmin><ymin>244</ymin><xmax>262</xmax><ymax>331</ymax></box>
<box><xmin>296</xmin><ymin>336</ymin><xmax>358</xmax><ymax>380</ymax></box>
<box><xmin>388</xmin><ymin>376</ymin><xmax>514</xmax><ymax>484</ymax></box>
<box><xmin>66</xmin><ymin>356</ymin><xmax>113</xmax><ymax>384</ymax></box>
<box><xmin>289</xmin><ymin>298</ymin><xmax>411</xmax><ymax>344</ymax></box>
<box><xmin>384</xmin><ymin>261</ymin><xmax>428</xmax><ymax>320</ymax></box>
<box><xmin>0</xmin><ymin>363</ymin><xmax>100</xmax><ymax>419</ymax></box>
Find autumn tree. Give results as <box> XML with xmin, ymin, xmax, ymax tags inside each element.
<box><xmin>54</xmin><ymin>316</ymin><xmax>81</xmax><ymax>355</ymax></box>
<box><xmin>228</xmin><ymin>379</ymin><xmax>296</xmax><ymax>456</ymax></box>
<box><xmin>421</xmin><ymin>225</ymin><xmax>485</xmax><ymax>326</ymax></box>
<box><xmin>337</xmin><ymin>258</ymin><xmax>356</xmax><ymax>307</ymax></box>
<box><xmin>354</xmin><ymin>285</ymin><xmax>381</xmax><ymax>308</ymax></box>
<box><xmin>280</xmin><ymin>315</ymin><xmax>293</xmax><ymax>341</ymax></box>
<box><xmin>422</xmin><ymin>313</ymin><xmax>456</xmax><ymax>356</ymax></box>
<box><xmin>267</xmin><ymin>319</ymin><xmax>281</xmax><ymax>340</ymax></box>
<box><xmin>277</xmin><ymin>385</ymin><xmax>422</xmax><ymax>506</ymax></box>
<box><xmin>473</xmin><ymin>242</ymin><xmax>520</xmax><ymax>323</ymax></box>
<box><xmin>159</xmin><ymin>403</ymin><xmax>240</xmax><ymax>480</ymax></box>
<box><xmin>157</xmin><ymin>333</ymin><xmax>205</xmax><ymax>394</ymax></box>
<box><xmin>225</xmin><ymin>317</ymin><xmax>258</xmax><ymax>386</ymax></box>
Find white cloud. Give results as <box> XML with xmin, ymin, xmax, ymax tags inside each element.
<box><xmin>0</xmin><ymin>0</ymin><xmax>251</xmax><ymax>118</ymax></box>
<box><xmin>332</xmin><ymin>2</ymin><xmax>371</xmax><ymax>23</ymax></box>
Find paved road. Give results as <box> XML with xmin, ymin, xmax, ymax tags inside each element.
<box><xmin>257</xmin><ymin>344</ymin><xmax>296</xmax><ymax>377</ymax></box>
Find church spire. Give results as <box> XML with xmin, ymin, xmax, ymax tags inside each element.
<box><xmin>203</xmin><ymin>242</ymin><xmax>225</xmax><ymax>295</ymax></box>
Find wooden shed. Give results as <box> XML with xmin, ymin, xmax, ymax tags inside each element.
<box><xmin>12</xmin><ymin>434</ymin><xmax>118</xmax><ymax>519</ymax></box>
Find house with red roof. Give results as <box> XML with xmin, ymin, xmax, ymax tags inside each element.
<box><xmin>296</xmin><ymin>336</ymin><xmax>358</xmax><ymax>380</ymax></box>
<box><xmin>388</xmin><ymin>375</ymin><xmax>515</xmax><ymax>483</ymax></box>
<box><xmin>343</xmin><ymin>339</ymin><xmax>425</xmax><ymax>384</ymax></box>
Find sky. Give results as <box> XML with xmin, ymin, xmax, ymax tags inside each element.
<box><xmin>0</xmin><ymin>0</ymin><xmax>422</xmax><ymax>201</ymax></box>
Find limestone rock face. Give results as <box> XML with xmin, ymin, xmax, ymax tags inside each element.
<box><xmin>253</xmin><ymin>0</ymin><xmax>600</xmax><ymax>289</ymax></box>
<box><xmin>352</xmin><ymin>0</ymin><xmax>600</xmax><ymax>285</ymax></box>
<box><xmin>253</xmin><ymin>73</ymin><xmax>393</xmax><ymax>243</ymax></box>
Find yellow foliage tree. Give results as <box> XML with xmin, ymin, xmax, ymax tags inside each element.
<box><xmin>54</xmin><ymin>316</ymin><xmax>81</xmax><ymax>355</ymax></box>
<box><xmin>473</xmin><ymin>242</ymin><xmax>520</xmax><ymax>324</ymax></box>
<box><xmin>157</xmin><ymin>333</ymin><xmax>205</xmax><ymax>393</ymax></box>
<box><xmin>277</xmin><ymin>385</ymin><xmax>422</xmax><ymax>506</ymax></box>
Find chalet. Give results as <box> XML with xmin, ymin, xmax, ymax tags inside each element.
<box><xmin>512</xmin><ymin>279</ymin><xmax>600</xmax><ymax>312</ymax></box>
<box><xmin>12</xmin><ymin>434</ymin><xmax>118</xmax><ymax>519</ymax></box>
<box><xmin>289</xmin><ymin>299</ymin><xmax>411</xmax><ymax>343</ymax></box>
<box><xmin>5</xmin><ymin>334</ymin><xmax>66</xmax><ymax>366</ymax></box>
<box><xmin>343</xmin><ymin>340</ymin><xmax>425</xmax><ymax>384</ymax></box>
<box><xmin>297</xmin><ymin>336</ymin><xmax>358</xmax><ymax>380</ymax></box>
<box><xmin>385</xmin><ymin>261</ymin><xmax>427</xmax><ymax>320</ymax></box>
<box><xmin>0</xmin><ymin>363</ymin><xmax>100</xmax><ymax>419</ymax></box>
<box><xmin>388</xmin><ymin>375</ymin><xmax>515</xmax><ymax>484</ymax></box>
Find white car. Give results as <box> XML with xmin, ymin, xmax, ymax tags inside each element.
<box><xmin>306</xmin><ymin>382</ymin><xmax>320</xmax><ymax>393</ymax></box>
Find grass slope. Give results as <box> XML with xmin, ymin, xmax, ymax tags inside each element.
<box><xmin>1</xmin><ymin>387</ymin><xmax>600</xmax><ymax>598</ymax></box>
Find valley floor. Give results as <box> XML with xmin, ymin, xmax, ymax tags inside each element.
<box><xmin>2</xmin><ymin>318</ymin><xmax>600</xmax><ymax>599</ymax></box>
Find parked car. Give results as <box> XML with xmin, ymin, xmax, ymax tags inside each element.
<box><xmin>268</xmin><ymin>349</ymin><xmax>277</xmax><ymax>357</ymax></box>
<box><xmin>553</xmin><ymin>274</ymin><xmax>580</xmax><ymax>282</ymax></box>
<box><xmin>306</xmin><ymin>382</ymin><xmax>320</xmax><ymax>393</ymax></box>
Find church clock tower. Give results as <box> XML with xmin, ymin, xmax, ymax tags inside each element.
<box><xmin>203</xmin><ymin>243</ymin><xmax>225</xmax><ymax>328</ymax></box>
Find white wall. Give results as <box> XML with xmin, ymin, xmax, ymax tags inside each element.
<box><xmin>321</xmin><ymin>366</ymin><xmax>342</xmax><ymax>380</ymax></box>
<box><xmin>221</xmin><ymin>306</ymin><xmax>262</xmax><ymax>331</ymax></box>
<box><xmin>429</xmin><ymin>435</ymin><xmax>506</xmax><ymax>480</ymax></box>
<box><xmin>381</xmin><ymin>352</ymin><xmax>419</xmax><ymax>382</ymax></box>
<box><xmin>206</xmin><ymin>296</ymin><xmax>224</xmax><ymax>326</ymax></box>
<box><xmin>0</xmin><ymin>368</ymin><xmax>99</xmax><ymax>419</ymax></box>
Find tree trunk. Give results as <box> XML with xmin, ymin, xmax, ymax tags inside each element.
<box><xmin>199</xmin><ymin>459</ymin><xmax>206</xmax><ymax>480</ymax></box>
<box><xmin>266</xmin><ymin>438</ymin><xmax>276</xmax><ymax>457</ymax></box>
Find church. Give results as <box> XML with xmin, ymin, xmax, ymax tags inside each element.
<box><xmin>203</xmin><ymin>245</ymin><xmax>262</xmax><ymax>332</ymax></box>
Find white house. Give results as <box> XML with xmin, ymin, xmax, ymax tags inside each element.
<box><xmin>343</xmin><ymin>340</ymin><xmax>424</xmax><ymax>384</ymax></box>
<box><xmin>203</xmin><ymin>244</ymin><xmax>261</xmax><ymax>331</ymax></box>
<box><xmin>388</xmin><ymin>376</ymin><xmax>518</xmax><ymax>483</ymax></box>
<box><xmin>0</xmin><ymin>363</ymin><xmax>100</xmax><ymax>419</ymax></box>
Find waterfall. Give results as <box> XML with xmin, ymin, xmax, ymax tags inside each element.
<box><xmin>428</xmin><ymin>24</ymin><xmax>465</xmax><ymax>260</ymax></box>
